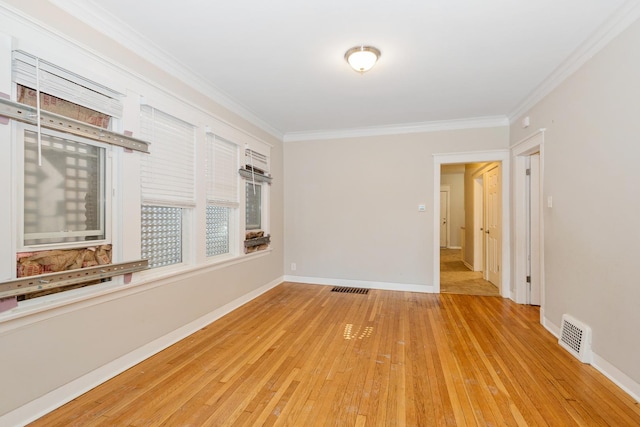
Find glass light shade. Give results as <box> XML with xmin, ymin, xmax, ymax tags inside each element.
<box><xmin>345</xmin><ymin>46</ymin><xmax>381</xmax><ymax>73</ymax></box>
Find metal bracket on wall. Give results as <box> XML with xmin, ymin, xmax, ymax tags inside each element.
<box><xmin>0</xmin><ymin>97</ymin><xmax>150</xmax><ymax>153</ymax></box>
<box><xmin>0</xmin><ymin>259</ymin><xmax>149</xmax><ymax>299</ymax></box>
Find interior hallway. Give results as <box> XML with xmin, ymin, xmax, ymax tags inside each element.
<box><xmin>440</xmin><ymin>248</ymin><xmax>500</xmax><ymax>296</ymax></box>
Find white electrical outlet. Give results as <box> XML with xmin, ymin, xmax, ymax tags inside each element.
<box><xmin>291</xmin><ymin>263</ymin><xmax>297</xmax><ymax>271</ymax></box>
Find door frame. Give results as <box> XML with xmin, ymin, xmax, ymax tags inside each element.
<box><xmin>512</xmin><ymin>130</ymin><xmax>545</xmax><ymax>316</ymax></box>
<box><xmin>433</xmin><ymin>150</ymin><xmax>510</xmax><ymax>296</ymax></box>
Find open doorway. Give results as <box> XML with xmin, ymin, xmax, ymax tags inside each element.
<box><xmin>433</xmin><ymin>150</ymin><xmax>510</xmax><ymax>296</ymax></box>
<box><xmin>439</xmin><ymin>163</ymin><xmax>501</xmax><ymax>296</ymax></box>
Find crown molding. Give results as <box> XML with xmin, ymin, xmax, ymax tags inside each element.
<box><xmin>283</xmin><ymin>115</ymin><xmax>509</xmax><ymax>142</ymax></box>
<box><xmin>508</xmin><ymin>0</ymin><xmax>640</xmax><ymax>123</ymax></box>
<box><xmin>48</xmin><ymin>0</ymin><xmax>283</xmax><ymax>140</ymax></box>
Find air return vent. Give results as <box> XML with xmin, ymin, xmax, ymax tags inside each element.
<box><xmin>331</xmin><ymin>286</ymin><xmax>369</xmax><ymax>295</ymax></box>
<box><xmin>559</xmin><ymin>314</ymin><xmax>592</xmax><ymax>363</ymax></box>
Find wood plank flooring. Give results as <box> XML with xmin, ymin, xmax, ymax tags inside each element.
<box><xmin>440</xmin><ymin>248</ymin><xmax>500</xmax><ymax>297</ymax></box>
<box><xmin>30</xmin><ymin>283</ymin><xmax>640</xmax><ymax>426</ymax></box>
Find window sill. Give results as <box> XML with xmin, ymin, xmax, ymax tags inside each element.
<box><xmin>0</xmin><ymin>248</ymin><xmax>272</xmax><ymax>333</ymax></box>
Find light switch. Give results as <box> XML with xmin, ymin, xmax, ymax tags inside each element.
<box><xmin>547</xmin><ymin>196</ymin><xmax>553</xmax><ymax>208</ymax></box>
<box><xmin>418</xmin><ymin>204</ymin><xmax>426</xmax><ymax>212</ymax></box>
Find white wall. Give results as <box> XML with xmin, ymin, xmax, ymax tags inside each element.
<box><xmin>284</xmin><ymin>128</ymin><xmax>509</xmax><ymax>290</ymax></box>
<box><xmin>510</xmin><ymin>17</ymin><xmax>640</xmax><ymax>389</ymax></box>
<box><xmin>0</xmin><ymin>1</ymin><xmax>284</xmax><ymax>420</ymax></box>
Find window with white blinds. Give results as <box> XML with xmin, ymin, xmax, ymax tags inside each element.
<box><xmin>205</xmin><ymin>133</ymin><xmax>238</xmax><ymax>257</ymax></box>
<box><xmin>12</xmin><ymin>50</ymin><xmax>123</xmax><ymax>118</ymax></box>
<box><xmin>140</xmin><ymin>106</ymin><xmax>196</xmax><ymax>207</ymax></box>
<box><xmin>205</xmin><ymin>133</ymin><xmax>239</xmax><ymax>206</ymax></box>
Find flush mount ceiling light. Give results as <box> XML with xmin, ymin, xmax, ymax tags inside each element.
<box><xmin>344</xmin><ymin>45</ymin><xmax>381</xmax><ymax>73</ymax></box>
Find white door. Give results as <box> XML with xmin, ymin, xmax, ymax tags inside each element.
<box><xmin>440</xmin><ymin>190</ymin><xmax>449</xmax><ymax>247</ymax></box>
<box><xmin>485</xmin><ymin>165</ymin><xmax>501</xmax><ymax>287</ymax></box>
<box><xmin>528</xmin><ymin>153</ymin><xmax>541</xmax><ymax>305</ymax></box>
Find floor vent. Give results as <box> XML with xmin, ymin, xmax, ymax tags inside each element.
<box><xmin>559</xmin><ymin>314</ymin><xmax>592</xmax><ymax>363</ymax></box>
<box><xmin>331</xmin><ymin>286</ymin><xmax>369</xmax><ymax>295</ymax></box>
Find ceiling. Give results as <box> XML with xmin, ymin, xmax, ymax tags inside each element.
<box><xmin>51</xmin><ymin>0</ymin><xmax>632</xmax><ymax>139</ymax></box>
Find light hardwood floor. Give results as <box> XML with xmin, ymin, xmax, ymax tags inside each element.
<box><xmin>30</xmin><ymin>283</ymin><xmax>640</xmax><ymax>426</ymax></box>
<box><xmin>440</xmin><ymin>248</ymin><xmax>500</xmax><ymax>296</ymax></box>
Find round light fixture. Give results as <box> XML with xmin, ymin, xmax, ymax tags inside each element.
<box><xmin>344</xmin><ymin>45</ymin><xmax>381</xmax><ymax>73</ymax></box>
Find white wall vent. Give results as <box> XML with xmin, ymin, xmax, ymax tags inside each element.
<box><xmin>559</xmin><ymin>314</ymin><xmax>592</xmax><ymax>363</ymax></box>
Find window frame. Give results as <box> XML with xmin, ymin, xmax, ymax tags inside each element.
<box><xmin>15</xmin><ymin>122</ymin><xmax>113</xmax><ymax>253</ymax></box>
<box><xmin>205</xmin><ymin>133</ymin><xmax>240</xmax><ymax>260</ymax></box>
<box><xmin>245</xmin><ymin>181</ymin><xmax>263</xmax><ymax>231</ymax></box>
<box><xmin>138</xmin><ymin>105</ymin><xmax>196</xmax><ymax>271</ymax></box>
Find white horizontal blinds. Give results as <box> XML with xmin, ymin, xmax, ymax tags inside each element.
<box><xmin>140</xmin><ymin>105</ymin><xmax>196</xmax><ymax>207</ymax></box>
<box><xmin>206</xmin><ymin>134</ymin><xmax>239</xmax><ymax>206</ymax></box>
<box><xmin>12</xmin><ymin>50</ymin><xmax>123</xmax><ymax>118</ymax></box>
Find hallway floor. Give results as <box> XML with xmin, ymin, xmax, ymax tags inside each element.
<box><xmin>440</xmin><ymin>248</ymin><xmax>500</xmax><ymax>296</ymax></box>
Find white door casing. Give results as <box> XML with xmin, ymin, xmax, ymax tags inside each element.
<box><xmin>432</xmin><ymin>150</ymin><xmax>510</xmax><ymax>296</ymax></box>
<box><xmin>512</xmin><ymin>129</ymin><xmax>545</xmax><ymax>319</ymax></box>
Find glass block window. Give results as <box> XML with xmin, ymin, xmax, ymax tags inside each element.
<box><xmin>206</xmin><ymin>205</ymin><xmax>230</xmax><ymax>257</ymax></box>
<box><xmin>141</xmin><ymin>205</ymin><xmax>182</xmax><ymax>268</ymax></box>
<box><xmin>246</xmin><ymin>182</ymin><xmax>262</xmax><ymax>230</ymax></box>
<box><xmin>22</xmin><ymin>126</ymin><xmax>106</xmax><ymax>247</ymax></box>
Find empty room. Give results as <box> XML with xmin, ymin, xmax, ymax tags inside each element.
<box><xmin>1</xmin><ymin>1</ymin><xmax>640</xmax><ymax>426</ymax></box>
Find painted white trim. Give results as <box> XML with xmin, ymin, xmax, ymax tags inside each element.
<box><xmin>543</xmin><ymin>316</ymin><xmax>640</xmax><ymax>402</ymax></box>
<box><xmin>543</xmin><ymin>316</ymin><xmax>561</xmax><ymax>338</ymax></box>
<box><xmin>592</xmin><ymin>354</ymin><xmax>640</xmax><ymax>402</ymax></box>
<box><xmin>283</xmin><ymin>275</ymin><xmax>435</xmax><ymax>294</ymax></box>
<box><xmin>284</xmin><ymin>116</ymin><xmax>509</xmax><ymax>142</ymax></box>
<box><xmin>433</xmin><ymin>150</ymin><xmax>511</xmax><ymax>297</ymax></box>
<box><xmin>508</xmin><ymin>0</ymin><xmax>640</xmax><ymax>123</ymax></box>
<box><xmin>46</xmin><ymin>0</ymin><xmax>283</xmax><ymax>140</ymax></box>
<box><xmin>511</xmin><ymin>129</ymin><xmax>545</xmax><ymax>307</ymax></box>
<box><xmin>0</xmin><ymin>276</ymin><xmax>284</xmax><ymax>427</ymax></box>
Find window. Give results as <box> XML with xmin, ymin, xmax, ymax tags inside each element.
<box><xmin>20</xmin><ymin>124</ymin><xmax>108</xmax><ymax>248</ymax></box>
<box><xmin>141</xmin><ymin>206</ymin><xmax>182</xmax><ymax>268</ymax></box>
<box><xmin>205</xmin><ymin>134</ymin><xmax>238</xmax><ymax>257</ymax></box>
<box><xmin>140</xmin><ymin>106</ymin><xmax>195</xmax><ymax>269</ymax></box>
<box><xmin>13</xmin><ymin>51</ymin><xmax>120</xmax><ymax>250</ymax></box>
<box><xmin>245</xmin><ymin>182</ymin><xmax>262</xmax><ymax>230</ymax></box>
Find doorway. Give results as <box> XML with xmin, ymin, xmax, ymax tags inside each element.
<box><xmin>439</xmin><ymin>162</ymin><xmax>502</xmax><ymax>296</ymax></box>
<box><xmin>433</xmin><ymin>150</ymin><xmax>510</xmax><ymax>296</ymax></box>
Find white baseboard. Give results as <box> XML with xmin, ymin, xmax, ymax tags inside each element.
<box><xmin>0</xmin><ymin>277</ymin><xmax>283</xmax><ymax>427</ymax></box>
<box><xmin>591</xmin><ymin>353</ymin><xmax>640</xmax><ymax>402</ymax></box>
<box><xmin>462</xmin><ymin>260</ymin><xmax>473</xmax><ymax>270</ymax></box>
<box><xmin>542</xmin><ymin>315</ymin><xmax>640</xmax><ymax>403</ymax></box>
<box><xmin>283</xmin><ymin>275</ymin><xmax>435</xmax><ymax>293</ymax></box>
<box><xmin>447</xmin><ymin>246</ymin><xmax>462</xmax><ymax>250</ymax></box>
<box><xmin>542</xmin><ymin>316</ymin><xmax>561</xmax><ymax>338</ymax></box>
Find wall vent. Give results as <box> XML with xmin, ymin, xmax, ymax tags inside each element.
<box><xmin>331</xmin><ymin>286</ymin><xmax>369</xmax><ymax>295</ymax></box>
<box><xmin>559</xmin><ymin>314</ymin><xmax>592</xmax><ymax>363</ymax></box>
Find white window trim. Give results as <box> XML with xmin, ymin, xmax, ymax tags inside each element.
<box><xmin>15</xmin><ymin>122</ymin><xmax>113</xmax><ymax>253</ymax></box>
